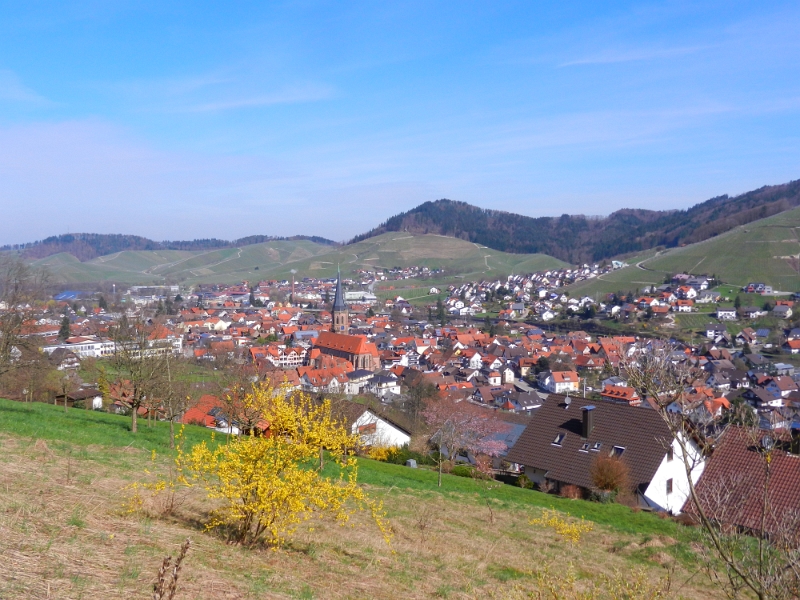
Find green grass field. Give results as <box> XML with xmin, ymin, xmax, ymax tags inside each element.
<box><xmin>0</xmin><ymin>398</ymin><xmax>676</xmax><ymax>537</ymax></box>
<box><xmin>0</xmin><ymin>397</ymin><xmax>727</xmax><ymax>599</ymax></box>
<box><xmin>568</xmin><ymin>207</ymin><xmax>800</xmax><ymax>298</ymax></box>
<box><xmin>29</xmin><ymin>233</ymin><xmax>569</xmax><ymax>286</ymax></box>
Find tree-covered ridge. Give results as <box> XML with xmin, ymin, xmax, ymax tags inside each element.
<box><xmin>2</xmin><ymin>233</ymin><xmax>338</xmax><ymax>262</ymax></box>
<box><xmin>352</xmin><ymin>179</ymin><xmax>800</xmax><ymax>263</ymax></box>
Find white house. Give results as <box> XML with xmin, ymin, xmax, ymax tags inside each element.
<box><xmin>351</xmin><ymin>410</ymin><xmax>411</xmax><ymax>448</ymax></box>
<box><xmin>541</xmin><ymin>371</ymin><xmax>580</xmax><ymax>394</ymax></box>
<box><xmin>642</xmin><ymin>435</ymin><xmax>705</xmax><ymax>514</ymax></box>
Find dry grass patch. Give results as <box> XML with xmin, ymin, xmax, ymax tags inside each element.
<box><xmin>0</xmin><ymin>433</ymin><xmax>725</xmax><ymax>599</ymax></box>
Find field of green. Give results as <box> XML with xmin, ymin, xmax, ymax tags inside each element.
<box><xmin>568</xmin><ymin>206</ymin><xmax>800</xmax><ymax>298</ymax></box>
<box><xmin>31</xmin><ymin>239</ymin><xmax>334</xmax><ymax>286</ymax></box>
<box><xmin>0</xmin><ymin>398</ymin><xmax>724</xmax><ymax>599</ymax></box>
<box><xmin>31</xmin><ymin>232</ymin><xmax>569</xmax><ymax>287</ymax></box>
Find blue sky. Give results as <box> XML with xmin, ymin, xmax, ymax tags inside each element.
<box><xmin>1</xmin><ymin>1</ymin><xmax>799</xmax><ymax>244</ymax></box>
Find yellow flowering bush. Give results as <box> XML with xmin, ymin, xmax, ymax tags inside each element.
<box><xmin>367</xmin><ymin>445</ymin><xmax>398</xmax><ymax>462</ymax></box>
<box><xmin>530</xmin><ymin>508</ymin><xmax>594</xmax><ymax>544</ymax></box>
<box><xmin>177</xmin><ymin>383</ymin><xmax>391</xmax><ymax>548</ymax></box>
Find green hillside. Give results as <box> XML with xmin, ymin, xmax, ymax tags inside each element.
<box><xmin>0</xmin><ymin>398</ymin><xmax>719</xmax><ymax>599</ymax></box>
<box><xmin>32</xmin><ymin>240</ymin><xmax>334</xmax><ymax>285</ymax></box>
<box><xmin>251</xmin><ymin>233</ymin><xmax>569</xmax><ymax>281</ymax></box>
<box><xmin>568</xmin><ymin>206</ymin><xmax>800</xmax><ymax>297</ymax></box>
<box><xmin>33</xmin><ymin>233</ymin><xmax>568</xmax><ymax>285</ymax></box>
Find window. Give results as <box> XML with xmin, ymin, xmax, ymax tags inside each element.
<box><xmin>580</xmin><ymin>442</ymin><xmax>590</xmax><ymax>452</ymax></box>
<box><xmin>552</xmin><ymin>433</ymin><xmax>565</xmax><ymax>446</ymax></box>
<box><xmin>666</xmin><ymin>478</ymin><xmax>673</xmax><ymax>495</ymax></box>
<box><xmin>667</xmin><ymin>447</ymin><xmax>674</xmax><ymax>462</ymax></box>
<box><xmin>611</xmin><ymin>445</ymin><xmax>626</xmax><ymax>457</ymax></box>
<box><xmin>591</xmin><ymin>442</ymin><xmax>602</xmax><ymax>451</ymax></box>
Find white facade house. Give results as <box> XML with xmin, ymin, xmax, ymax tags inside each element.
<box><xmin>642</xmin><ymin>436</ymin><xmax>705</xmax><ymax>515</ymax></box>
<box><xmin>541</xmin><ymin>371</ymin><xmax>580</xmax><ymax>394</ymax></box>
<box><xmin>716</xmin><ymin>308</ymin><xmax>737</xmax><ymax>321</ymax></box>
<box><xmin>352</xmin><ymin>410</ymin><xmax>411</xmax><ymax>448</ymax></box>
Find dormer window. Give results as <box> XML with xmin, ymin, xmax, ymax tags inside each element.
<box><xmin>552</xmin><ymin>433</ymin><xmax>565</xmax><ymax>446</ymax></box>
<box><xmin>591</xmin><ymin>442</ymin><xmax>602</xmax><ymax>451</ymax></box>
<box><xmin>580</xmin><ymin>442</ymin><xmax>590</xmax><ymax>452</ymax></box>
<box><xmin>611</xmin><ymin>445</ymin><xmax>626</xmax><ymax>457</ymax></box>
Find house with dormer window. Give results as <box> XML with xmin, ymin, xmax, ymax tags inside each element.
<box><xmin>506</xmin><ymin>396</ymin><xmax>705</xmax><ymax>513</ymax></box>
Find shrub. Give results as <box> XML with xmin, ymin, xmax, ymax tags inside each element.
<box><xmin>177</xmin><ymin>384</ymin><xmax>392</xmax><ymax>548</ymax></box>
<box><xmin>530</xmin><ymin>508</ymin><xmax>594</xmax><ymax>544</ymax></box>
<box><xmin>366</xmin><ymin>445</ymin><xmax>397</xmax><ymax>462</ymax></box>
<box><xmin>517</xmin><ymin>474</ymin><xmax>534</xmax><ymax>489</ymax></box>
<box><xmin>383</xmin><ymin>445</ymin><xmax>436</xmax><ymax>466</ymax></box>
<box><xmin>589</xmin><ymin>454</ymin><xmax>631</xmax><ymax>495</ymax></box>
<box><xmin>537</xmin><ymin>479</ymin><xmax>555</xmax><ymax>494</ymax></box>
<box><xmin>559</xmin><ymin>484</ymin><xmax>583</xmax><ymax>500</ymax></box>
<box><xmin>451</xmin><ymin>464</ymin><xmax>477</xmax><ymax>478</ymax></box>
<box><xmin>588</xmin><ymin>489</ymin><xmax>617</xmax><ymax>504</ymax></box>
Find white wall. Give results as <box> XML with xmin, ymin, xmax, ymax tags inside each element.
<box><xmin>643</xmin><ymin>435</ymin><xmax>705</xmax><ymax>515</ymax></box>
<box><xmin>352</xmin><ymin>411</ymin><xmax>410</xmax><ymax>448</ymax></box>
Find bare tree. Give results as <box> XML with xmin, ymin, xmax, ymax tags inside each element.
<box><xmin>109</xmin><ymin>316</ymin><xmax>173</xmax><ymax>433</ymax></box>
<box><xmin>0</xmin><ymin>256</ymin><xmax>50</xmax><ymax>378</ymax></box>
<box><xmin>621</xmin><ymin>341</ymin><xmax>800</xmax><ymax>600</ymax></box>
<box><xmin>423</xmin><ymin>397</ymin><xmax>509</xmax><ymax>487</ymax></box>
<box><xmin>158</xmin><ymin>355</ymin><xmax>198</xmax><ymax>449</ymax></box>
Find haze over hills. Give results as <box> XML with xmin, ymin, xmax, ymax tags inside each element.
<box><xmin>29</xmin><ymin>233</ymin><xmax>568</xmax><ymax>286</ymax></box>
<box><xmin>6</xmin><ymin>177</ymin><xmax>800</xmax><ymax>288</ymax></box>
<box><xmin>354</xmin><ymin>179</ymin><xmax>800</xmax><ymax>264</ymax></box>
<box><xmin>2</xmin><ymin>233</ymin><xmax>337</xmax><ymax>262</ymax></box>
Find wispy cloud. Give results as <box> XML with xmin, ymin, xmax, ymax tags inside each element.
<box><xmin>102</xmin><ymin>71</ymin><xmax>335</xmax><ymax>114</ymax></box>
<box><xmin>559</xmin><ymin>44</ymin><xmax>712</xmax><ymax>67</ymax></box>
<box><xmin>184</xmin><ymin>83</ymin><xmax>335</xmax><ymax>113</ymax></box>
<box><xmin>0</xmin><ymin>69</ymin><xmax>53</xmax><ymax>105</ymax></box>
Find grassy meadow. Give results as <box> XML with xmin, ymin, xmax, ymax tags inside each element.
<box><xmin>29</xmin><ymin>233</ymin><xmax>568</xmax><ymax>287</ymax></box>
<box><xmin>0</xmin><ymin>398</ymin><xmax>729</xmax><ymax>599</ymax></box>
<box><xmin>567</xmin><ymin>207</ymin><xmax>800</xmax><ymax>299</ymax></box>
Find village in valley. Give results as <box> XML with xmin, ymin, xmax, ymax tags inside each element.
<box><xmin>16</xmin><ymin>253</ymin><xmax>800</xmax><ymax>530</ymax></box>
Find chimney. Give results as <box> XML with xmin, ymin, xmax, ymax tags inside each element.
<box><xmin>582</xmin><ymin>405</ymin><xmax>595</xmax><ymax>438</ymax></box>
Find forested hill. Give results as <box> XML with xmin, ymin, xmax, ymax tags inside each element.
<box><xmin>352</xmin><ymin>179</ymin><xmax>800</xmax><ymax>263</ymax></box>
<box><xmin>3</xmin><ymin>233</ymin><xmax>337</xmax><ymax>262</ymax></box>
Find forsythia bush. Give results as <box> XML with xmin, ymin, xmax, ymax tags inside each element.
<box><xmin>177</xmin><ymin>384</ymin><xmax>392</xmax><ymax>548</ymax></box>
<box><xmin>367</xmin><ymin>445</ymin><xmax>398</xmax><ymax>462</ymax></box>
<box><xmin>489</xmin><ymin>564</ymin><xmax>672</xmax><ymax>600</ymax></box>
<box><xmin>530</xmin><ymin>508</ymin><xmax>594</xmax><ymax>544</ymax></box>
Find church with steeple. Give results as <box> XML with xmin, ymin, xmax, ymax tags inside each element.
<box><xmin>331</xmin><ymin>268</ymin><xmax>349</xmax><ymax>333</ymax></box>
<box><xmin>313</xmin><ymin>269</ymin><xmax>379</xmax><ymax>371</ymax></box>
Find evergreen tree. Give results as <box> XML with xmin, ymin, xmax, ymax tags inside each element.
<box><xmin>58</xmin><ymin>315</ymin><xmax>71</xmax><ymax>340</ymax></box>
<box><xmin>734</xmin><ymin>295</ymin><xmax>742</xmax><ymax>309</ymax></box>
<box><xmin>98</xmin><ymin>295</ymin><xmax>108</xmax><ymax>310</ymax></box>
<box><xmin>436</xmin><ymin>297</ymin><xmax>446</xmax><ymax>325</ymax></box>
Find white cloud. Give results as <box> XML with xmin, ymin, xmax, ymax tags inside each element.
<box><xmin>559</xmin><ymin>44</ymin><xmax>712</xmax><ymax>67</ymax></box>
<box><xmin>0</xmin><ymin>69</ymin><xmax>53</xmax><ymax>105</ymax></box>
<box><xmin>184</xmin><ymin>82</ymin><xmax>335</xmax><ymax>113</ymax></box>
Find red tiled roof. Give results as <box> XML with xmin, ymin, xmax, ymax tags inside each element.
<box><xmin>315</xmin><ymin>331</ymin><xmax>379</xmax><ymax>357</ymax></box>
<box><xmin>686</xmin><ymin>427</ymin><xmax>800</xmax><ymax>536</ymax></box>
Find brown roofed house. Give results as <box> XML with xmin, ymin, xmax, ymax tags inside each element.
<box><xmin>506</xmin><ymin>395</ymin><xmax>704</xmax><ymax>513</ymax></box>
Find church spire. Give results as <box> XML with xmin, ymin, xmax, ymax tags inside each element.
<box><xmin>331</xmin><ymin>267</ymin><xmax>348</xmax><ymax>333</ymax></box>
